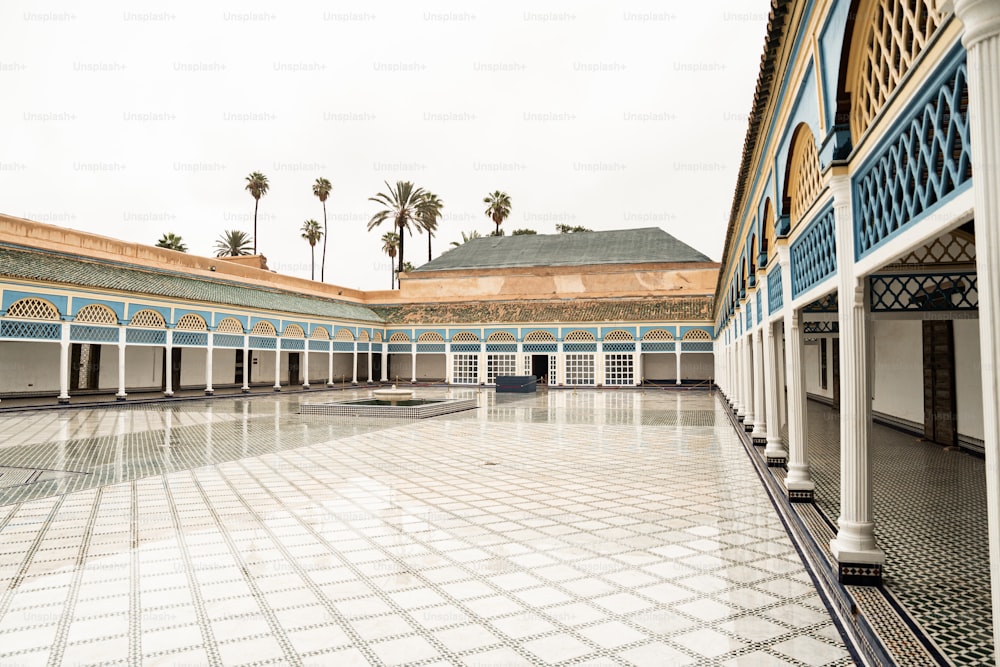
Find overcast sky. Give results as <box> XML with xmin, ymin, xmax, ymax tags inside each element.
<box><xmin>3</xmin><ymin>1</ymin><xmax>772</xmax><ymax>291</ymax></box>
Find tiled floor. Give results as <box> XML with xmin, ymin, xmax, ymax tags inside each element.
<box><xmin>0</xmin><ymin>389</ymin><xmax>854</xmax><ymax>666</ymax></box>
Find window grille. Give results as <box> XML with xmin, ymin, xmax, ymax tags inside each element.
<box><xmin>452</xmin><ymin>354</ymin><xmax>479</xmax><ymax>384</ymax></box>
<box><xmin>130</xmin><ymin>309</ymin><xmax>166</xmax><ymax>328</ymax></box>
<box><xmin>74</xmin><ymin>304</ymin><xmax>117</xmax><ymax>325</ymax></box>
<box><xmin>175</xmin><ymin>314</ymin><xmax>207</xmax><ymax>331</ymax></box>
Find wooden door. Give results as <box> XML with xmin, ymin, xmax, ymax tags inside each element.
<box><xmin>922</xmin><ymin>320</ymin><xmax>957</xmax><ymax>446</ymax></box>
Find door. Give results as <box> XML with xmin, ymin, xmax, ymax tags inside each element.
<box><xmin>235</xmin><ymin>349</ymin><xmax>245</xmax><ymax>385</ymax></box>
<box><xmin>162</xmin><ymin>348</ymin><xmax>182</xmax><ymax>390</ymax></box>
<box><xmin>922</xmin><ymin>320</ymin><xmax>957</xmax><ymax>446</ymax></box>
<box><xmin>288</xmin><ymin>352</ymin><xmax>300</xmax><ymax>387</ymax></box>
<box><xmin>372</xmin><ymin>354</ymin><xmax>382</xmax><ymax>382</ymax></box>
<box><xmin>70</xmin><ymin>343</ymin><xmax>101</xmax><ymax>390</ymax></box>
<box><xmin>531</xmin><ymin>355</ymin><xmax>548</xmax><ymax>382</ymax></box>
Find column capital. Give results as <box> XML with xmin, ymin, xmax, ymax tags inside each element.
<box><xmin>827</xmin><ymin>172</ymin><xmax>851</xmax><ymax>203</ymax></box>
<box><xmin>949</xmin><ymin>0</ymin><xmax>1000</xmax><ymax>48</ymax></box>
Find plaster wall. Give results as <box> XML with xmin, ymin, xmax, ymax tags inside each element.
<box><xmin>640</xmin><ymin>353</ymin><xmax>676</xmax><ymax>381</ymax></box>
<box><xmin>872</xmin><ymin>320</ymin><xmax>924</xmax><ymax>426</ymax></box>
<box><xmin>680</xmin><ymin>353</ymin><xmax>715</xmax><ymax>381</ymax></box>
<box><xmin>954</xmin><ymin>319</ymin><xmax>984</xmax><ymax>442</ymax></box>
<box><xmin>0</xmin><ymin>341</ymin><xmax>60</xmax><ymax>392</ymax></box>
<box><xmin>805</xmin><ymin>341</ymin><xmax>834</xmax><ymax>400</ymax></box>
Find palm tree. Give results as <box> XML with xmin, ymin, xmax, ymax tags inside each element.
<box><xmin>483</xmin><ymin>190</ymin><xmax>511</xmax><ymax>236</ymax></box>
<box><xmin>312</xmin><ymin>177</ymin><xmax>332</xmax><ymax>282</ymax></box>
<box><xmin>367</xmin><ymin>181</ymin><xmax>434</xmax><ymax>277</ymax></box>
<box><xmin>155</xmin><ymin>233</ymin><xmax>187</xmax><ymax>252</ymax></box>
<box><xmin>214</xmin><ymin>230</ymin><xmax>253</xmax><ymax>257</ymax></box>
<box><xmin>381</xmin><ymin>231</ymin><xmax>400</xmax><ymax>289</ymax></box>
<box><xmin>244</xmin><ymin>171</ymin><xmax>269</xmax><ymax>254</ymax></box>
<box><xmin>300</xmin><ymin>219</ymin><xmax>323</xmax><ymax>280</ymax></box>
<box><xmin>450</xmin><ymin>230</ymin><xmax>482</xmax><ymax>247</ymax></box>
<box><xmin>421</xmin><ymin>192</ymin><xmax>444</xmax><ymax>262</ymax></box>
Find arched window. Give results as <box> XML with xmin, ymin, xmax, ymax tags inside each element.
<box><xmin>788</xmin><ymin>125</ymin><xmax>823</xmax><ymax>228</ymax></box>
<box><xmin>487</xmin><ymin>331</ymin><xmax>515</xmax><ymax>342</ymax></box>
<box><xmin>283</xmin><ymin>324</ymin><xmax>305</xmax><ymax>338</ymax></box>
<box><xmin>358</xmin><ymin>330</ymin><xmax>370</xmax><ymax>342</ymax></box>
<box><xmin>216</xmin><ymin>317</ymin><xmax>244</xmax><ymax>334</ymax></box>
<box><xmin>451</xmin><ymin>331</ymin><xmax>480</xmax><ymax>342</ymax></box>
<box><xmin>849</xmin><ymin>0</ymin><xmax>943</xmax><ymax>140</ymax></box>
<box><xmin>642</xmin><ymin>329</ymin><xmax>674</xmax><ymax>341</ymax></box>
<box><xmin>175</xmin><ymin>314</ymin><xmax>208</xmax><ymax>331</ymax></box>
<box><xmin>310</xmin><ymin>325</ymin><xmax>330</xmax><ymax>339</ymax></box>
<box><xmin>418</xmin><ymin>332</ymin><xmax>445</xmax><ymax>342</ymax></box>
<box><xmin>250</xmin><ymin>320</ymin><xmax>277</xmax><ymax>336</ymax></box>
<box><xmin>7</xmin><ymin>298</ymin><xmax>60</xmax><ymax>320</ymax></box>
<box><xmin>762</xmin><ymin>198</ymin><xmax>776</xmax><ymax>260</ymax></box>
<box><xmin>335</xmin><ymin>328</ymin><xmax>355</xmax><ymax>341</ymax></box>
<box><xmin>130</xmin><ymin>309</ymin><xmax>166</xmax><ymax>328</ymax></box>
<box><xmin>563</xmin><ymin>330</ymin><xmax>595</xmax><ymax>341</ymax></box>
<box><xmin>523</xmin><ymin>330</ymin><xmax>555</xmax><ymax>342</ymax></box>
<box><xmin>389</xmin><ymin>332</ymin><xmax>410</xmax><ymax>342</ymax></box>
<box><xmin>75</xmin><ymin>304</ymin><xmax>117</xmax><ymax>325</ymax></box>
<box><xmin>373</xmin><ymin>332</ymin><xmax>383</xmax><ymax>342</ymax></box>
<box><xmin>603</xmin><ymin>330</ymin><xmax>634</xmax><ymax>342</ymax></box>
<box><xmin>683</xmin><ymin>329</ymin><xmax>711</xmax><ymax>341</ymax></box>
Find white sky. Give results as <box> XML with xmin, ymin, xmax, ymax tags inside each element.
<box><xmin>3</xmin><ymin>1</ymin><xmax>772</xmax><ymax>291</ymax></box>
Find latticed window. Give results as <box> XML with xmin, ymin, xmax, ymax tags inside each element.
<box><xmin>130</xmin><ymin>309</ymin><xmax>166</xmax><ymax>328</ymax></box>
<box><xmin>388</xmin><ymin>332</ymin><xmax>409</xmax><ymax>342</ymax></box>
<box><xmin>283</xmin><ymin>324</ymin><xmax>305</xmax><ymax>338</ymax></box>
<box><xmin>896</xmin><ymin>230</ymin><xmax>976</xmax><ymax>266</ymax></box>
<box><xmin>603</xmin><ymin>330</ymin><xmax>634</xmax><ymax>342</ymax></box>
<box><xmin>564</xmin><ymin>354</ymin><xmax>595</xmax><ymax>385</ymax></box>
<box><xmin>74</xmin><ymin>304</ymin><xmax>117</xmax><ymax>325</ymax></box>
<box><xmin>6</xmin><ymin>298</ymin><xmax>60</xmax><ymax>320</ymax></box>
<box><xmin>418</xmin><ymin>332</ymin><xmax>445</xmax><ymax>342</ymax></box>
<box><xmin>358</xmin><ymin>330</ymin><xmax>370</xmax><ymax>341</ymax></box>
<box><xmin>604</xmin><ymin>353</ymin><xmax>634</xmax><ymax>386</ymax></box>
<box><xmin>373</xmin><ymin>332</ymin><xmax>383</xmax><ymax>342</ymax></box>
<box><xmin>683</xmin><ymin>329</ymin><xmax>711</xmax><ymax>341</ymax></box>
<box><xmin>642</xmin><ymin>329</ymin><xmax>674</xmax><ymax>341</ymax></box>
<box><xmin>563</xmin><ymin>330</ymin><xmax>595</xmax><ymax>341</ymax></box>
<box><xmin>335</xmin><ymin>328</ymin><xmax>355</xmax><ymax>341</ymax></box>
<box><xmin>486</xmin><ymin>354</ymin><xmax>517</xmax><ymax>383</ymax></box>
<box><xmin>175</xmin><ymin>314</ymin><xmax>208</xmax><ymax>331</ymax></box>
<box><xmin>487</xmin><ymin>331</ymin><xmax>515</xmax><ymax>342</ymax></box>
<box><xmin>250</xmin><ymin>320</ymin><xmax>277</xmax><ymax>336</ymax></box>
<box><xmin>310</xmin><ymin>325</ymin><xmax>330</xmax><ymax>339</ymax></box>
<box><xmin>524</xmin><ymin>330</ymin><xmax>555</xmax><ymax>342</ymax></box>
<box><xmin>452</xmin><ymin>354</ymin><xmax>479</xmax><ymax>384</ymax></box>
<box><xmin>216</xmin><ymin>317</ymin><xmax>244</xmax><ymax>334</ymax></box>
<box><xmin>789</xmin><ymin>126</ymin><xmax>822</xmax><ymax>228</ymax></box>
<box><xmin>451</xmin><ymin>331</ymin><xmax>479</xmax><ymax>342</ymax></box>
<box><xmin>852</xmin><ymin>0</ymin><xmax>943</xmax><ymax>139</ymax></box>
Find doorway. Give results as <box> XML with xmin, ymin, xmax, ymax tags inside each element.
<box><xmin>531</xmin><ymin>355</ymin><xmax>548</xmax><ymax>383</ymax></box>
<box><xmin>288</xmin><ymin>352</ymin><xmax>300</xmax><ymax>387</ymax></box>
<box><xmin>70</xmin><ymin>343</ymin><xmax>102</xmax><ymax>391</ymax></box>
<box><xmin>235</xmin><ymin>349</ymin><xmax>245</xmax><ymax>385</ymax></box>
<box><xmin>922</xmin><ymin>320</ymin><xmax>956</xmax><ymax>446</ymax></box>
<box><xmin>161</xmin><ymin>348</ymin><xmax>182</xmax><ymax>390</ymax></box>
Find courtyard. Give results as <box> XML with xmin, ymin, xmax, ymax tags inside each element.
<box><xmin>0</xmin><ymin>389</ymin><xmax>857</xmax><ymax>666</ymax></box>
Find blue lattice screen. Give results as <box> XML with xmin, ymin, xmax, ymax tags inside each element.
<box><xmin>249</xmin><ymin>336</ymin><xmax>276</xmax><ymax>350</ymax></box>
<box><xmin>309</xmin><ymin>340</ymin><xmax>331</xmax><ymax>351</ymax></box>
<box><xmin>768</xmin><ymin>267</ymin><xmax>783</xmax><ymax>314</ymax></box>
<box><xmin>70</xmin><ymin>325</ymin><xmax>118</xmax><ymax>343</ymax></box>
<box><xmin>564</xmin><ymin>343</ymin><xmax>597</xmax><ymax>352</ymax></box>
<box><xmin>756</xmin><ymin>293</ymin><xmax>762</xmax><ymax>324</ymax></box>
<box><xmin>870</xmin><ymin>272</ymin><xmax>977</xmax><ymax>312</ymax></box>
<box><xmin>790</xmin><ymin>206</ymin><xmax>837</xmax><ymax>298</ymax></box>
<box><xmin>333</xmin><ymin>342</ymin><xmax>354</xmax><ymax>352</ymax></box>
<box><xmin>642</xmin><ymin>342</ymin><xmax>675</xmax><ymax>352</ymax></box>
<box><xmin>602</xmin><ymin>343</ymin><xmax>635</xmax><ymax>352</ymax></box>
<box><xmin>281</xmin><ymin>339</ymin><xmax>305</xmax><ymax>351</ymax></box>
<box><xmin>173</xmin><ymin>332</ymin><xmax>207</xmax><ymax>346</ymax></box>
<box><xmin>1</xmin><ymin>321</ymin><xmax>61</xmax><ymax>340</ymax></box>
<box><xmin>214</xmin><ymin>334</ymin><xmax>243</xmax><ymax>348</ymax></box>
<box><xmin>854</xmin><ymin>59</ymin><xmax>971</xmax><ymax>259</ymax></box>
<box><xmin>387</xmin><ymin>343</ymin><xmax>410</xmax><ymax>353</ymax></box>
<box><xmin>682</xmin><ymin>342</ymin><xmax>713</xmax><ymax>352</ymax></box>
<box><xmin>485</xmin><ymin>344</ymin><xmax>517</xmax><ymax>352</ymax></box>
<box><xmin>417</xmin><ymin>344</ymin><xmax>445</xmax><ymax>353</ymax></box>
<box><xmin>126</xmin><ymin>329</ymin><xmax>166</xmax><ymax>345</ymax></box>
<box><xmin>450</xmin><ymin>344</ymin><xmax>479</xmax><ymax>353</ymax></box>
<box><xmin>524</xmin><ymin>343</ymin><xmax>556</xmax><ymax>353</ymax></box>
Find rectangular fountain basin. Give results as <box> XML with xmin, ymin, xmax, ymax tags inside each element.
<box><xmin>300</xmin><ymin>397</ymin><xmax>478</xmax><ymax>418</ymax></box>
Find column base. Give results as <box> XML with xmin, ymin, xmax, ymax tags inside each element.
<box><xmin>115</xmin><ymin>394</ymin><xmax>127</xmax><ymax>402</ymax></box>
<box><xmin>834</xmin><ymin>561</ymin><xmax>883</xmax><ymax>586</ymax></box>
<box><xmin>273</xmin><ymin>387</ymin><xmax>281</xmax><ymax>392</ymax></box>
<box><xmin>326</xmin><ymin>382</ymin><xmax>334</xmax><ymax>387</ymax></box>
<box><xmin>58</xmin><ymin>397</ymin><xmax>71</xmax><ymax>404</ymax></box>
<box><xmin>163</xmin><ymin>392</ymin><xmax>174</xmax><ymax>398</ymax></box>
<box><xmin>303</xmin><ymin>384</ymin><xmax>310</xmax><ymax>390</ymax></box>
<box><xmin>241</xmin><ymin>387</ymin><xmax>250</xmax><ymax>394</ymax></box>
<box><xmin>352</xmin><ymin>381</ymin><xmax>358</xmax><ymax>386</ymax></box>
<box><xmin>743</xmin><ymin>422</ymin><xmax>754</xmax><ymax>433</ymax></box>
<box><xmin>788</xmin><ymin>487</ymin><xmax>814</xmax><ymax>502</ymax></box>
<box><xmin>205</xmin><ymin>389</ymin><xmax>214</xmax><ymax>396</ymax></box>
<box><xmin>751</xmin><ymin>435</ymin><xmax>767</xmax><ymax>446</ymax></box>
<box><xmin>767</xmin><ymin>456</ymin><xmax>787</xmax><ymax>468</ymax></box>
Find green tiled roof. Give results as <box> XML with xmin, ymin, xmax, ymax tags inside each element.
<box><xmin>416</xmin><ymin>227</ymin><xmax>713</xmax><ymax>272</ymax></box>
<box><xmin>0</xmin><ymin>245</ymin><xmax>383</xmax><ymax>323</ymax></box>
<box><xmin>371</xmin><ymin>297</ymin><xmax>714</xmax><ymax>324</ymax></box>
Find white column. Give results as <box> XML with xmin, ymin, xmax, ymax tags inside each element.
<box><xmin>327</xmin><ymin>344</ymin><xmax>334</xmax><ymax>387</ymax></box>
<box><xmin>742</xmin><ymin>333</ymin><xmax>755</xmax><ymax>428</ymax></box>
<box><xmin>164</xmin><ymin>330</ymin><xmax>174</xmax><ymax>397</ymax></box>
<box><xmin>58</xmin><ymin>322</ymin><xmax>70</xmax><ymax>403</ymax></box>
<box><xmin>410</xmin><ymin>349</ymin><xmax>417</xmax><ymax>384</ymax></box>
<box><xmin>633</xmin><ymin>349</ymin><xmax>640</xmax><ymax>386</ymax></box>
<box><xmin>351</xmin><ymin>345</ymin><xmax>358</xmax><ymax>385</ymax></box>
<box><xmin>302</xmin><ymin>342</ymin><xmax>310</xmax><ymax>389</ymax></box>
<box><xmin>381</xmin><ymin>346</ymin><xmax>388</xmax><ymax>382</ymax></box>
<box><xmin>116</xmin><ymin>327</ymin><xmax>127</xmax><ymax>400</ymax></box>
<box><xmin>675</xmin><ymin>349</ymin><xmax>682</xmax><ymax>385</ymax></box>
<box><xmin>951</xmin><ymin>1</ymin><xmax>1000</xmax><ymax>648</ymax></box>
<box><xmin>596</xmin><ymin>348</ymin><xmax>605</xmax><ymax>386</ymax></box>
<box><xmin>751</xmin><ymin>326</ymin><xmax>766</xmax><ymax>442</ymax></box>
<box><xmin>273</xmin><ymin>344</ymin><xmax>281</xmax><ymax>391</ymax></box>
<box><xmin>242</xmin><ymin>335</ymin><xmax>250</xmax><ymax>393</ymax></box>
<box><xmin>783</xmin><ymin>308</ymin><xmax>813</xmax><ymax>500</ymax></box>
<box><xmin>367</xmin><ymin>345</ymin><xmax>373</xmax><ymax>383</ymax></box>
<box><xmin>829</xmin><ymin>174</ymin><xmax>884</xmax><ymax>582</ymax></box>
<box><xmin>205</xmin><ymin>332</ymin><xmax>214</xmax><ymax>395</ymax></box>
<box><xmin>734</xmin><ymin>328</ymin><xmax>745</xmax><ymax>417</ymax></box>
<box><xmin>478</xmin><ymin>346</ymin><xmax>486</xmax><ymax>385</ymax></box>
<box><xmin>763</xmin><ymin>320</ymin><xmax>787</xmax><ymax>463</ymax></box>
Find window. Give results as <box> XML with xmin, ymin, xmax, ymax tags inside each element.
<box><xmin>486</xmin><ymin>354</ymin><xmax>517</xmax><ymax>383</ymax></box>
<box><xmin>604</xmin><ymin>353</ymin><xmax>634</xmax><ymax>386</ymax></box>
<box><xmin>564</xmin><ymin>354</ymin><xmax>595</xmax><ymax>385</ymax></box>
<box><xmin>452</xmin><ymin>354</ymin><xmax>478</xmax><ymax>384</ymax></box>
